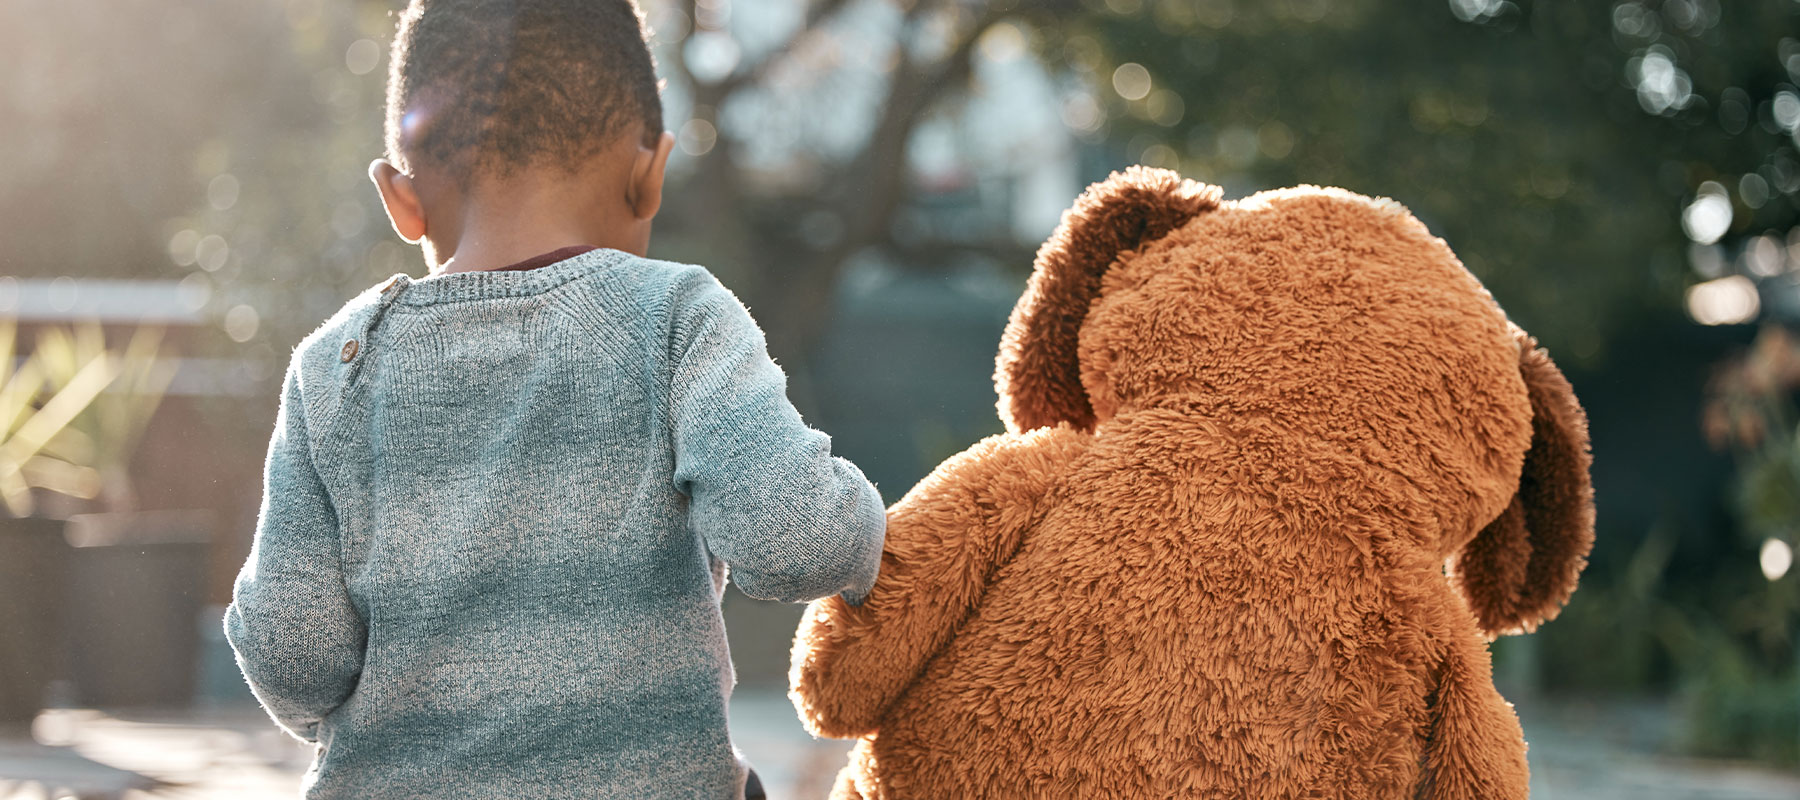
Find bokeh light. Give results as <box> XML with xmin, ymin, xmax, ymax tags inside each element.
<box><xmin>679</xmin><ymin>118</ymin><xmax>719</xmax><ymax>156</ymax></box>
<box><xmin>1760</xmin><ymin>537</ymin><xmax>1792</xmax><ymax>581</ymax></box>
<box><xmin>207</xmin><ymin>173</ymin><xmax>240</xmax><ymax>211</ymax></box>
<box><xmin>1145</xmin><ymin>89</ymin><xmax>1184</xmax><ymax>127</ymax></box>
<box><xmin>1448</xmin><ymin>0</ymin><xmax>1504</xmax><ymax>23</ymax></box>
<box><xmin>167</xmin><ymin>230</ymin><xmax>200</xmax><ymax>267</ymax></box>
<box><xmin>345</xmin><ymin>38</ymin><xmax>381</xmax><ymax>76</ymax></box>
<box><xmin>1632</xmin><ymin>46</ymin><xmax>1695</xmax><ymax>115</ymax></box>
<box><xmin>1060</xmin><ymin>92</ymin><xmax>1103</xmax><ymax>133</ymax></box>
<box><xmin>177</xmin><ymin>272</ymin><xmax>213</xmax><ymax>313</ymax></box>
<box><xmin>1685</xmin><ymin>275</ymin><xmax>1759</xmax><ymax>326</ymax></box>
<box><xmin>224</xmin><ymin>304</ymin><xmax>261</xmax><ymax>343</ymax></box>
<box><xmin>978</xmin><ymin>22</ymin><xmax>1025</xmax><ymax>64</ymax></box>
<box><xmin>1745</xmin><ymin>235</ymin><xmax>1786</xmax><ymax>278</ymax></box>
<box><xmin>1111</xmin><ymin>63</ymin><xmax>1151</xmax><ymax>101</ymax></box>
<box><xmin>685</xmin><ymin>31</ymin><xmax>742</xmax><ymax>83</ymax></box>
<box><xmin>195</xmin><ymin>234</ymin><xmax>230</xmax><ymax>272</ymax></box>
<box><xmin>1682</xmin><ymin>181</ymin><xmax>1732</xmax><ymax>245</ymax></box>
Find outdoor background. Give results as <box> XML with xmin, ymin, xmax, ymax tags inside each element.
<box><xmin>3</xmin><ymin>0</ymin><xmax>1800</xmax><ymax>797</ymax></box>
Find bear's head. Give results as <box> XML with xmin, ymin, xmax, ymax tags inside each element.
<box><xmin>995</xmin><ymin>167</ymin><xmax>1593</xmax><ymax>637</ymax></box>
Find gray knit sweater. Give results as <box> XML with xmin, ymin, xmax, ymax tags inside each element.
<box><xmin>224</xmin><ymin>249</ymin><xmax>885</xmax><ymax>799</ymax></box>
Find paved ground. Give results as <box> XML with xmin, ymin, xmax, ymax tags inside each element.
<box><xmin>1</xmin><ymin>692</ymin><xmax>1795</xmax><ymax>799</ymax></box>
<box><xmin>1516</xmin><ymin>696</ymin><xmax>1800</xmax><ymax>800</ymax></box>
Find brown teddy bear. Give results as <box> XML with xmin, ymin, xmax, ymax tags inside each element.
<box><xmin>788</xmin><ymin>167</ymin><xmax>1593</xmax><ymax>800</ymax></box>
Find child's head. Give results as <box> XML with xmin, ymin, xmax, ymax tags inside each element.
<box><xmin>368</xmin><ymin>0</ymin><xmax>676</xmax><ymax>269</ymax></box>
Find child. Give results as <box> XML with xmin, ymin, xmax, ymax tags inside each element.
<box><xmin>223</xmin><ymin>2</ymin><xmax>885</xmax><ymax>797</ymax></box>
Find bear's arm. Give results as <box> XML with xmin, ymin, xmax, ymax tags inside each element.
<box><xmin>1416</xmin><ymin>623</ymin><xmax>1531</xmax><ymax>799</ymax></box>
<box><xmin>788</xmin><ymin>425</ymin><xmax>1090</xmax><ymax>739</ymax></box>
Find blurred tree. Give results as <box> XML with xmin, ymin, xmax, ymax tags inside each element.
<box><xmin>8</xmin><ymin>0</ymin><xmax>1794</xmax><ymax>389</ymax></box>
<box><xmin>1073</xmin><ymin>0</ymin><xmax>1800</xmax><ymax>361</ymax></box>
<box><xmin>645</xmin><ymin>0</ymin><xmax>1079</xmax><ymax>402</ymax></box>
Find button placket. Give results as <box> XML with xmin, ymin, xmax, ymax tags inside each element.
<box><xmin>338</xmin><ymin>276</ymin><xmax>410</xmax><ymax>395</ymax></box>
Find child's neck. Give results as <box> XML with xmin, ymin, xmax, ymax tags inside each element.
<box><xmin>425</xmin><ymin>165</ymin><xmax>648</xmax><ymax>274</ymax></box>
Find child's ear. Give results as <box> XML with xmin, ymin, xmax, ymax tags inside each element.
<box><xmin>627</xmin><ymin>131</ymin><xmax>676</xmax><ymax>221</ymax></box>
<box><xmin>368</xmin><ymin>159</ymin><xmax>427</xmax><ymax>244</ymax></box>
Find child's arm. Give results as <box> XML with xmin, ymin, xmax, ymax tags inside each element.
<box><xmin>789</xmin><ymin>427</ymin><xmax>1089</xmax><ymax>738</ymax></box>
<box><xmin>668</xmin><ymin>275</ymin><xmax>885</xmax><ymax>603</ymax></box>
<box><xmin>224</xmin><ymin>366</ymin><xmax>365</xmax><ymax>743</ymax></box>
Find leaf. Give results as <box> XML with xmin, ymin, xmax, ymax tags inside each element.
<box><xmin>0</xmin><ymin>354</ymin><xmax>117</xmax><ymax>469</ymax></box>
<box><xmin>20</xmin><ymin>457</ymin><xmax>100</xmax><ymax>499</ymax></box>
<box><xmin>0</xmin><ymin>318</ymin><xmax>14</xmax><ymax>386</ymax></box>
<box><xmin>33</xmin><ymin>327</ymin><xmax>76</xmax><ymax>382</ymax></box>
<box><xmin>0</xmin><ymin>357</ymin><xmax>45</xmax><ymax>439</ymax></box>
<box><xmin>0</xmin><ymin>464</ymin><xmax>33</xmax><ymax>517</ymax></box>
<box><xmin>38</xmin><ymin>425</ymin><xmax>97</xmax><ymax>466</ymax></box>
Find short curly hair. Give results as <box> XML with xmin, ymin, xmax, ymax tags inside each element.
<box><xmin>383</xmin><ymin>0</ymin><xmax>664</xmax><ymax>178</ymax></box>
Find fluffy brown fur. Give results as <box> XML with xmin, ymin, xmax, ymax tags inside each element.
<box><xmin>790</xmin><ymin>167</ymin><xmax>1594</xmax><ymax>799</ymax></box>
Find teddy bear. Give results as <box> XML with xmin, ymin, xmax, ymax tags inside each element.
<box><xmin>788</xmin><ymin>166</ymin><xmax>1593</xmax><ymax>800</ymax></box>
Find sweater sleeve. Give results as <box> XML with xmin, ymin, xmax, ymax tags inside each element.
<box><xmin>667</xmin><ymin>274</ymin><xmax>885</xmax><ymax>604</ymax></box>
<box><xmin>223</xmin><ymin>362</ymin><xmax>366</xmax><ymax>742</ymax></box>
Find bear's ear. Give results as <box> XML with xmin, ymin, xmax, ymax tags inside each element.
<box><xmin>1449</xmin><ymin>330</ymin><xmax>1595</xmax><ymax>638</ymax></box>
<box><xmin>995</xmin><ymin>166</ymin><xmax>1221</xmax><ymax>433</ymax></box>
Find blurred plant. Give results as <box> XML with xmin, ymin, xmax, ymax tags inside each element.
<box><xmin>33</xmin><ymin>323</ymin><xmax>177</xmax><ymax>511</ymax></box>
<box><xmin>0</xmin><ymin>320</ymin><xmax>176</xmax><ymax>518</ymax></box>
<box><xmin>1691</xmin><ymin>323</ymin><xmax>1800</xmax><ymax>762</ymax></box>
<box><xmin>1683</xmin><ymin>629</ymin><xmax>1800</xmax><ymax>765</ymax></box>
<box><xmin>0</xmin><ymin>320</ymin><xmax>112</xmax><ymax>517</ymax></box>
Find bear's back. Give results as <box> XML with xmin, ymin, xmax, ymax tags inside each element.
<box><xmin>875</xmin><ymin>407</ymin><xmax>1474</xmax><ymax>799</ymax></box>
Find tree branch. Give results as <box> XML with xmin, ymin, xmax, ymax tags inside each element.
<box><xmin>833</xmin><ymin>2</ymin><xmax>1014</xmax><ymax>252</ymax></box>
<box><xmin>712</xmin><ymin>0</ymin><xmax>855</xmax><ymax>96</ymax></box>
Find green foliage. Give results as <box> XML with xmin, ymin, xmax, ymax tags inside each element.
<box><xmin>1533</xmin><ymin>523</ymin><xmax>1686</xmax><ymax>688</ymax></box>
<box><xmin>1059</xmin><ymin>0</ymin><xmax>1800</xmax><ymax>362</ymax></box>
<box><xmin>1684</xmin><ymin>646</ymin><xmax>1800</xmax><ymax>765</ymax></box>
